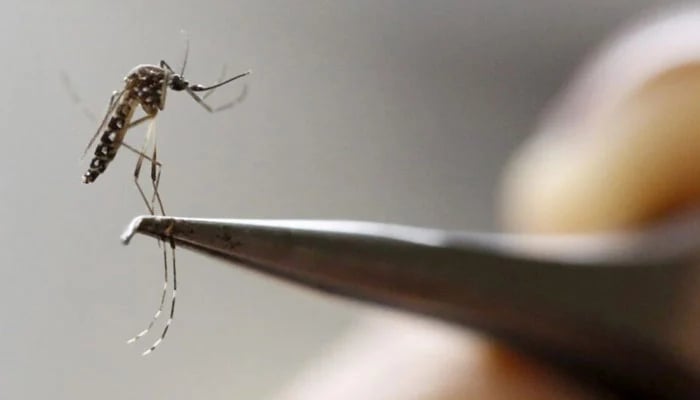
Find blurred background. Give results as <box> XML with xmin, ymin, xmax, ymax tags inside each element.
<box><xmin>0</xmin><ymin>0</ymin><xmax>687</xmax><ymax>398</ymax></box>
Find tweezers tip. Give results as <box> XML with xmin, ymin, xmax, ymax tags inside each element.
<box><xmin>121</xmin><ymin>215</ymin><xmax>148</xmax><ymax>245</ymax></box>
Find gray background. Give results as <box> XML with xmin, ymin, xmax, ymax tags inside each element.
<box><xmin>0</xmin><ymin>1</ymin><xmax>680</xmax><ymax>398</ymax></box>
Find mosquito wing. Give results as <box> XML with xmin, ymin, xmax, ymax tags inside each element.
<box><xmin>81</xmin><ymin>89</ymin><xmax>126</xmax><ymax>160</ymax></box>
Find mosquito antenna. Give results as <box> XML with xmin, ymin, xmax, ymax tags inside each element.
<box><xmin>190</xmin><ymin>70</ymin><xmax>251</xmax><ymax>92</ymax></box>
<box><xmin>179</xmin><ymin>30</ymin><xmax>190</xmax><ymax>76</ymax></box>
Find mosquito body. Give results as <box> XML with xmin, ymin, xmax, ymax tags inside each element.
<box><xmin>82</xmin><ymin>61</ymin><xmax>250</xmax><ymax>215</ymax></box>
<box><xmin>82</xmin><ymin>64</ymin><xmax>169</xmax><ymax>185</ymax></box>
<box><xmin>76</xmin><ymin>46</ymin><xmax>250</xmax><ymax>356</ymax></box>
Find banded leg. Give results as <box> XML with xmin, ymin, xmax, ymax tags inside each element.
<box><xmin>126</xmin><ymin>239</ymin><xmax>169</xmax><ymax>345</ymax></box>
<box><xmin>126</xmin><ymin>118</ymin><xmax>172</xmax><ymax>346</ymax></box>
<box><xmin>142</xmin><ymin>237</ymin><xmax>177</xmax><ymax>356</ymax></box>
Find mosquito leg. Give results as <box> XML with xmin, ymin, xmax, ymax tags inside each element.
<box><xmin>122</xmin><ymin>142</ymin><xmax>164</xmax><ymax>218</ymax></box>
<box><xmin>124</xmin><ymin>139</ymin><xmax>166</xmax><ymax>217</ymax></box>
<box><xmin>125</xmin><ymin>115</ymin><xmax>152</xmax><ymax>130</ymax></box>
<box><xmin>201</xmin><ymin>64</ymin><xmax>228</xmax><ymax>101</ymax></box>
<box><xmin>149</xmin><ymin>144</ymin><xmax>166</xmax><ymax>216</ymax></box>
<box><xmin>126</xmin><ymin>238</ymin><xmax>169</xmax><ymax>344</ymax></box>
<box><xmin>121</xmin><ymin>116</ymin><xmax>170</xmax><ymax>346</ymax></box>
<box><xmin>133</xmin><ymin>155</ymin><xmax>154</xmax><ymax>215</ymax></box>
<box><xmin>129</xmin><ymin>117</ymin><xmax>165</xmax><ymax>253</ymax></box>
<box><xmin>142</xmin><ymin>236</ymin><xmax>177</xmax><ymax>356</ymax></box>
<box><xmin>120</xmin><ymin>141</ymin><xmax>161</xmax><ymax>167</ymax></box>
<box><xmin>133</xmin><ymin>119</ymin><xmax>158</xmax><ymax>215</ymax></box>
<box><xmin>160</xmin><ymin>60</ymin><xmax>174</xmax><ymax>72</ymax></box>
<box><xmin>61</xmin><ymin>71</ymin><xmax>100</xmax><ymax>122</ymax></box>
<box><xmin>185</xmin><ymin>83</ymin><xmax>248</xmax><ymax>114</ymax></box>
<box><xmin>111</xmin><ymin>115</ymin><xmax>159</xmax><ymax>162</ymax></box>
<box><xmin>126</xmin><ymin>115</ymin><xmax>165</xmax><ymax>215</ymax></box>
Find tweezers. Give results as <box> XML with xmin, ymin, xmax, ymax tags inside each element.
<box><xmin>121</xmin><ymin>212</ymin><xmax>700</xmax><ymax>399</ymax></box>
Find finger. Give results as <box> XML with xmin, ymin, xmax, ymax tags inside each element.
<box><xmin>501</xmin><ymin>6</ymin><xmax>700</xmax><ymax>233</ymax></box>
<box><xmin>272</xmin><ymin>312</ymin><xmax>600</xmax><ymax>400</ymax></box>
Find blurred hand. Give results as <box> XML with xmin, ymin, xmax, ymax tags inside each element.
<box><xmin>272</xmin><ymin>7</ymin><xmax>700</xmax><ymax>399</ymax></box>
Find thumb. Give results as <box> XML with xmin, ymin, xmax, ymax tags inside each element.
<box><xmin>502</xmin><ymin>6</ymin><xmax>700</xmax><ymax>234</ymax></box>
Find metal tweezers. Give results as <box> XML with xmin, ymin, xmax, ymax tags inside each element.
<box><xmin>122</xmin><ymin>211</ymin><xmax>700</xmax><ymax>399</ymax></box>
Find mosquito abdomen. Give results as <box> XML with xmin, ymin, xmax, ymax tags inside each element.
<box><xmin>82</xmin><ymin>100</ymin><xmax>134</xmax><ymax>184</ymax></box>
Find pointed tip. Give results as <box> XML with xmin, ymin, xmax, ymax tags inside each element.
<box><xmin>121</xmin><ymin>215</ymin><xmax>178</xmax><ymax>246</ymax></box>
<box><xmin>121</xmin><ymin>216</ymin><xmax>147</xmax><ymax>245</ymax></box>
<box><xmin>126</xmin><ymin>338</ymin><xmax>136</xmax><ymax>344</ymax></box>
<box><xmin>141</xmin><ymin>349</ymin><xmax>153</xmax><ymax>356</ymax></box>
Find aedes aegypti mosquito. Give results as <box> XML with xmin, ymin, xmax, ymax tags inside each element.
<box><xmin>72</xmin><ymin>41</ymin><xmax>250</xmax><ymax>355</ymax></box>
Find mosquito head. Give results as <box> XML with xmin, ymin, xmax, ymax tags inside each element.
<box><xmin>168</xmin><ymin>74</ymin><xmax>189</xmax><ymax>91</ymax></box>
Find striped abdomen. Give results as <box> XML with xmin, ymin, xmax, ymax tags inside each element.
<box><xmin>82</xmin><ymin>99</ymin><xmax>136</xmax><ymax>184</ymax></box>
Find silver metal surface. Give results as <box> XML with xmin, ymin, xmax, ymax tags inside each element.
<box><xmin>123</xmin><ymin>214</ymin><xmax>700</xmax><ymax>399</ymax></box>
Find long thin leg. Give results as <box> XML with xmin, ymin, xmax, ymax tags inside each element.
<box><xmin>60</xmin><ymin>71</ymin><xmax>99</xmax><ymax>122</ymax></box>
<box><xmin>120</xmin><ymin>142</ymin><xmax>161</xmax><ymax>170</ymax></box>
<box><xmin>126</xmin><ymin>117</ymin><xmax>170</xmax><ymax>345</ymax></box>
<box><xmin>127</xmin><ymin>114</ymin><xmax>166</xmax><ymax>229</ymax></box>
<box><xmin>185</xmin><ymin>83</ymin><xmax>248</xmax><ymax>114</ymax></box>
<box><xmin>107</xmin><ymin>115</ymin><xmax>158</xmax><ymax>162</ymax></box>
<box><xmin>126</xmin><ymin>139</ymin><xmax>166</xmax><ymax>251</ymax></box>
<box><xmin>202</xmin><ymin>64</ymin><xmax>228</xmax><ymax>101</ymax></box>
<box><xmin>142</xmin><ymin>237</ymin><xmax>177</xmax><ymax>356</ymax></box>
<box><xmin>149</xmin><ymin>141</ymin><xmax>166</xmax><ymax>216</ymax></box>
<box><xmin>125</xmin><ymin>115</ymin><xmax>152</xmax><ymax>130</ymax></box>
<box><xmin>133</xmin><ymin>119</ymin><xmax>158</xmax><ymax>215</ymax></box>
<box><xmin>120</xmin><ymin>135</ymin><xmax>165</xmax><ymax>215</ymax></box>
<box><xmin>126</xmin><ymin>240</ymin><xmax>169</xmax><ymax>344</ymax></box>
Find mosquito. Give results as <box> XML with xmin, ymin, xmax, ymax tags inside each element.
<box><xmin>74</xmin><ymin>41</ymin><xmax>250</xmax><ymax>355</ymax></box>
